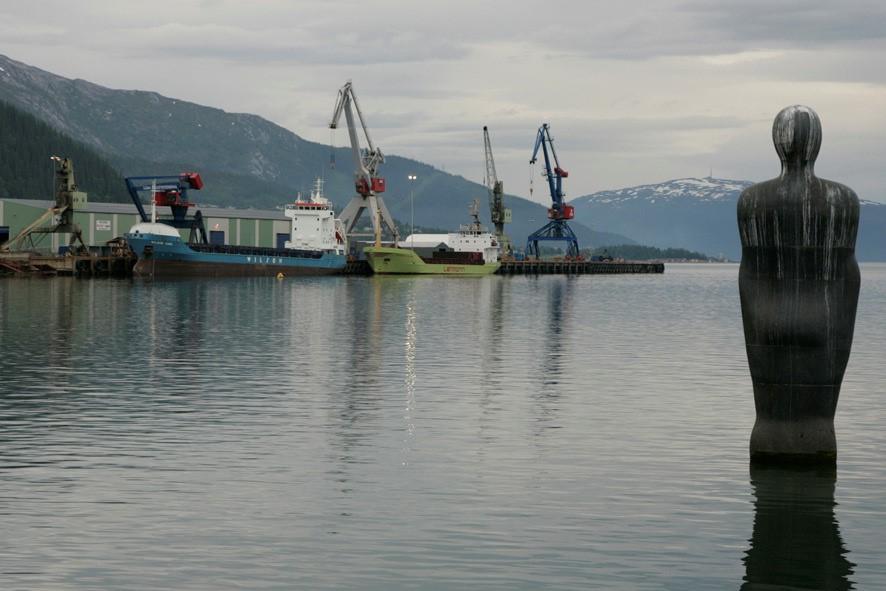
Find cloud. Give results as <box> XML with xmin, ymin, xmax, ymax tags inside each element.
<box><xmin>1</xmin><ymin>0</ymin><xmax>884</xmax><ymax>202</ymax></box>
<box><xmin>685</xmin><ymin>0</ymin><xmax>886</xmax><ymax>46</ymax></box>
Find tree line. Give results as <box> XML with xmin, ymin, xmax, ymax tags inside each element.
<box><xmin>0</xmin><ymin>100</ymin><xmax>129</xmax><ymax>202</ymax></box>
<box><xmin>584</xmin><ymin>244</ymin><xmax>714</xmax><ymax>261</ymax></box>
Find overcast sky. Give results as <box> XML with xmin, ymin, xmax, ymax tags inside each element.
<box><xmin>2</xmin><ymin>0</ymin><xmax>885</xmax><ymax>202</ymax></box>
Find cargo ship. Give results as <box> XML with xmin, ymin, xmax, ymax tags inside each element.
<box><xmin>126</xmin><ymin>179</ymin><xmax>347</xmax><ymax>277</ymax></box>
<box><xmin>364</xmin><ymin>201</ymin><xmax>500</xmax><ymax>276</ymax></box>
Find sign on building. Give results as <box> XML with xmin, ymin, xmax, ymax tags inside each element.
<box><xmin>95</xmin><ymin>219</ymin><xmax>111</xmax><ymax>231</ymax></box>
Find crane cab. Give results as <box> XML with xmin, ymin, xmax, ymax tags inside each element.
<box><xmin>548</xmin><ymin>204</ymin><xmax>575</xmax><ymax>221</ymax></box>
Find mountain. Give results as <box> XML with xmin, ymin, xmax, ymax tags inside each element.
<box><xmin>0</xmin><ymin>54</ymin><xmax>631</xmax><ymax>248</ymax></box>
<box><xmin>571</xmin><ymin>177</ymin><xmax>886</xmax><ymax>261</ymax></box>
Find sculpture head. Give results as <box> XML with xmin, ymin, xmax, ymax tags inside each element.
<box><xmin>772</xmin><ymin>105</ymin><xmax>822</xmax><ymax>174</ymax></box>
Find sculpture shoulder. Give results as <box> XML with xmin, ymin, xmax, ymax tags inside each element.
<box><xmin>738</xmin><ymin>177</ymin><xmax>859</xmax><ymax>211</ymax></box>
<box><xmin>816</xmin><ymin>177</ymin><xmax>860</xmax><ymax>210</ymax></box>
<box><xmin>737</xmin><ymin>178</ymin><xmax>780</xmax><ymax>210</ymax></box>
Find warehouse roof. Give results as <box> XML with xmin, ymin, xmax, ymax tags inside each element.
<box><xmin>0</xmin><ymin>198</ymin><xmax>288</xmax><ymax>221</ymax></box>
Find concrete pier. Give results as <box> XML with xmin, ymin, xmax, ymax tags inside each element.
<box><xmin>497</xmin><ymin>260</ymin><xmax>664</xmax><ymax>275</ymax></box>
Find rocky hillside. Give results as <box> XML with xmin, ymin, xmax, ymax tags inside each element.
<box><xmin>571</xmin><ymin>177</ymin><xmax>886</xmax><ymax>261</ymax></box>
<box><xmin>0</xmin><ymin>54</ymin><xmax>631</xmax><ymax>248</ymax></box>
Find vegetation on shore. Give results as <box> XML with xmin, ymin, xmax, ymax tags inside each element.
<box><xmin>586</xmin><ymin>244</ymin><xmax>715</xmax><ymax>261</ymax></box>
<box><xmin>0</xmin><ymin>100</ymin><xmax>129</xmax><ymax>202</ymax></box>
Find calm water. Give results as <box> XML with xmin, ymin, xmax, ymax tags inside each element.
<box><xmin>1</xmin><ymin>264</ymin><xmax>885</xmax><ymax>590</ymax></box>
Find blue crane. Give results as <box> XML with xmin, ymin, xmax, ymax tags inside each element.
<box><xmin>526</xmin><ymin>123</ymin><xmax>580</xmax><ymax>259</ymax></box>
<box><xmin>125</xmin><ymin>173</ymin><xmax>208</xmax><ymax>244</ymax></box>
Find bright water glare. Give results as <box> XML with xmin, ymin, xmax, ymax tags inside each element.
<box><xmin>1</xmin><ymin>264</ymin><xmax>885</xmax><ymax>590</ymax></box>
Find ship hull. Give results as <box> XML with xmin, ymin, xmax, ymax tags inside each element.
<box><xmin>126</xmin><ymin>232</ymin><xmax>346</xmax><ymax>277</ymax></box>
<box><xmin>364</xmin><ymin>246</ymin><xmax>500</xmax><ymax>276</ymax></box>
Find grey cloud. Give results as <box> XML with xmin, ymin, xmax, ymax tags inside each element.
<box><xmin>538</xmin><ymin>0</ymin><xmax>886</xmax><ymax>60</ymax></box>
<box><xmin>685</xmin><ymin>0</ymin><xmax>886</xmax><ymax>46</ymax></box>
<box><xmin>1</xmin><ymin>0</ymin><xmax>883</xmax><ymax>202</ymax></box>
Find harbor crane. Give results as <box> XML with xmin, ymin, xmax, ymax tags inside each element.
<box><xmin>1</xmin><ymin>156</ymin><xmax>87</xmax><ymax>253</ymax></box>
<box><xmin>124</xmin><ymin>172</ymin><xmax>208</xmax><ymax>244</ymax></box>
<box><xmin>329</xmin><ymin>81</ymin><xmax>399</xmax><ymax>244</ymax></box>
<box><xmin>526</xmin><ymin>123</ymin><xmax>580</xmax><ymax>259</ymax></box>
<box><xmin>482</xmin><ymin>126</ymin><xmax>512</xmax><ymax>256</ymax></box>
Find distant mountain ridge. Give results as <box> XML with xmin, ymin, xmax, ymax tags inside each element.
<box><xmin>0</xmin><ymin>53</ymin><xmax>632</xmax><ymax>249</ymax></box>
<box><xmin>571</xmin><ymin>177</ymin><xmax>886</xmax><ymax>261</ymax></box>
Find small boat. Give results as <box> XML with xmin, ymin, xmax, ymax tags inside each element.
<box><xmin>126</xmin><ymin>178</ymin><xmax>347</xmax><ymax>277</ymax></box>
<box><xmin>364</xmin><ymin>200</ymin><xmax>500</xmax><ymax>276</ymax></box>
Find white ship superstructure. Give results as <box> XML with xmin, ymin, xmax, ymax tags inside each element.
<box><xmin>398</xmin><ymin>200</ymin><xmax>500</xmax><ymax>264</ymax></box>
<box><xmin>285</xmin><ymin>178</ymin><xmax>346</xmax><ymax>255</ymax></box>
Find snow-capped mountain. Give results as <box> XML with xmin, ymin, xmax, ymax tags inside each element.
<box><xmin>571</xmin><ymin>177</ymin><xmax>886</xmax><ymax>261</ymax></box>
<box><xmin>582</xmin><ymin>177</ymin><xmax>754</xmax><ymax>205</ymax></box>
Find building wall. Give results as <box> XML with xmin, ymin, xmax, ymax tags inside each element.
<box><xmin>258</xmin><ymin>219</ymin><xmax>273</xmax><ymax>247</ymax></box>
<box><xmin>0</xmin><ymin>199</ymin><xmax>288</xmax><ymax>252</ymax></box>
<box><xmin>206</xmin><ymin>218</ymin><xmax>231</xmax><ymax>244</ymax></box>
<box><xmin>1</xmin><ymin>201</ymin><xmax>44</xmax><ymax>239</ymax></box>
<box><xmin>240</xmin><ymin>219</ymin><xmax>256</xmax><ymax>247</ymax></box>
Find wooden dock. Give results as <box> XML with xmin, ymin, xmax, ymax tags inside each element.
<box><xmin>0</xmin><ymin>252</ymin><xmax>135</xmax><ymax>277</ymax></box>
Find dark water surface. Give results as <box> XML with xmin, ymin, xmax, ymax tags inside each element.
<box><xmin>1</xmin><ymin>264</ymin><xmax>885</xmax><ymax>590</ymax></box>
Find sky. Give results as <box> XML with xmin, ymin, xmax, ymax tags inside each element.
<box><xmin>2</xmin><ymin>0</ymin><xmax>885</xmax><ymax>203</ymax></box>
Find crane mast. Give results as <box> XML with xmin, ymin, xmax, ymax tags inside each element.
<box><xmin>525</xmin><ymin>123</ymin><xmax>580</xmax><ymax>259</ymax></box>
<box><xmin>329</xmin><ymin>81</ymin><xmax>399</xmax><ymax>245</ymax></box>
<box><xmin>483</xmin><ymin>126</ymin><xmax>511</xmax><ymax>256</ymax></box>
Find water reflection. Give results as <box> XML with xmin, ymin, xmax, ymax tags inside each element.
<box><xmin>402</xmin><ymin>285</ymin><xmax>417</xmax><ymax>465</ymax></box>
<box><xmin>741</xmin><ymin>464</ymin><xmax>855</xmax><ymax>590</ymax></box>
<box><xmin>541</xmin><ymin>277</ymin><xmax>574</xmax><ymax>384</ymax></box>
<box><xmin>330</xmin><ymin>278</ymin><xmax>387</xmax><ymax>462</ymax></box>
<box><xmin>531</xmin><ymin>277</ymin><xmax>575</xmax><ymax>435</ymax></box>
<box><xmin>478</xmin><ymin>278</ymin><xmax>506</xmax><ymax>435</ymax></box>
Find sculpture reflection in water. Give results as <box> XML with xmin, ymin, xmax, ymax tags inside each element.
<box><xmin>741</xmin><ymin>464</ymin><xmax>854</xmax><ymax>590</ymax></box>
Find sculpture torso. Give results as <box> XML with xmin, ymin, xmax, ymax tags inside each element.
<box><xmin>737</xmin><ymin>105</ymin><xmax>860</xmax><ymax>461</ymax></box>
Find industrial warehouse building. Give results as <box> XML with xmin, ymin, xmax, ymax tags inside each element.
<box><xmin>0</xmin><ymin>198</ymin><xmax>294</xmax><ymax>253</ymax></box>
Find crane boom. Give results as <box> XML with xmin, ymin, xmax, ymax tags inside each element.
<box><xmin>525</xmin><ymin>123</ymin><xmax>580</xmax><ymax>259</ymax></box>
<box><xmin>482</xmin><ymin>126</ymin><xmax>511</xmax><ymax>255</ymax></box>
<box><xmin>483</xmin><ymin>126</ymin><xmax>498</xmax><ymax>192</ymax></box>
<box><xmin>530</xmin><ymin>123</ymin><xmax>570</xmax><ymax>211</ymax></box>
<box><xmin>330</xmin><ymin>81</ymin><xmax>384</xmax><ymax>188</ymax></box>
<box><xmin>328</xmin><ymin>81</ymin><xmax>398</xmax><ymax>243</ymax></box>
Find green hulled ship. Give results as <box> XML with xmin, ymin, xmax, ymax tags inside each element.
<box><xmin>364</xmin><ymin>200</ymin><xmax>501</xmax><ymax>276</ymax></box>
<box><xmin>364</xmin><ymin>246</ymin><xmax>500</xmax><ymax>275</ymax></box>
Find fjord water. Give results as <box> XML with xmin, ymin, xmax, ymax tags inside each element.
<box><xmin>1</xmin><ymin>265</ymin><xmax>885</xmax><ymax>590</ymax></box>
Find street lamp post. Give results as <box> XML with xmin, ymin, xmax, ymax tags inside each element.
<box><xmin>408</xmin><ymin>174</ymin><xmax>417</xmax><ymax>248</ymax></box>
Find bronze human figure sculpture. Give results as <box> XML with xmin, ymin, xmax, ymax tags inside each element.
<box><xmin>738</xmin><ymin>105</ymin><xmax>860</xmax><ymax>463</ymax></box>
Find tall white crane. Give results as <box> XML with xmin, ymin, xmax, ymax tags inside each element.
<box><xmin>329</xmin><ymin>81</ymin><xmax>399</xmax><ymax>244</ymax></box>
<box><xmin>483</xmin><ymin>126</ymin><xmax>511</xmax><ymax>255</ymax></box>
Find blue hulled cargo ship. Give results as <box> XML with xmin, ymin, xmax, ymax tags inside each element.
<box><xmin>126</xmin><ymin>223</ymin><xmax>346</xmax><ymax>277</ymax></box>
<box><xmin>125</xmin><ymin>178</ymin><xmax>347</xmax><ymax>277</ymax></box>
